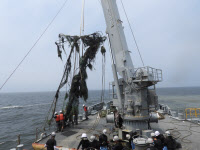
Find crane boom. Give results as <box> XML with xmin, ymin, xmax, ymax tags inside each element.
<box><xmin>101</xmin><ymin>0</ymin><xmax>162</xmax><ymax>131</ymax></box>
<box><xmin>101</xmin><ymin>0</ymin><xmax>134</xmax><ymax>80</ymax></box>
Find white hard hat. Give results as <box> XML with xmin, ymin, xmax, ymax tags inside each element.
<box><xmin>81</xmin><ymin>133</ymin><xmax>87</xmax><ymax>138</ymax></box>
<box><xmin>51</xmin><ymin>132</ymin><xmax>56</xmax><ymax>137</ymax></box>
<box><xmin>83</xmin><ymin>104</ymin><xmax>85</xmax><ymax>107</ymax></box>
<box><xmin>113</xmin><ymin>136</ymin><xmax>119</xmax><ymax>141</ymax></box>
<box><xmin>103</xmin><ymin>129</ymin><xmax>107</xmax><ymax>134</ymax></box>
<box><xmin>147</xmin><ymin>138</ymin><xmax>154</xmax><ymax>144</ymax></box>
<box><xmin>60</xmin><ymin>110</ymin><xmax>62</xmax><ymax>113</ymax></box>
<box><xmin>155</xmin><ymin>131</ymin><xmax>160</xmax><ymax>136</ymax></box>
<box><xmin>126</xmin><ymin>134</ymin><xmax>130</xmax><ymax>140</ymax></box>
<box><xmin>165</xmin><ymin>131</ymin><xmax>171</xmax><ymax>136</ymax></box>
<box><xmin>90</xmin><ymin>135</ymin><xmax>95</xmax><ymax>142</ymax></box>
<box><xmin>151</xmin><ymin>133</ymin><xmax>155</xmax><ymax>137</ymax></box>
<box><xmin>55</xmin><ymin>112</ymin><xmax>58</xmax><ymax>115</ymax></box>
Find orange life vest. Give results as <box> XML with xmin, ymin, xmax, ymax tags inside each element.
<box><xmin>55</xmin><ymin>115</ymin><xmax>60</xmax><ymax>122</ymax></box>
<box><xmin>60</xmin><ymin>114</ymin><xmax>64</xmax><ymax>121</ymax></box>
<box><xmin>84</xmin><ymin>106</ymin><xmax>87</xmax><ymax>112</ymax></box>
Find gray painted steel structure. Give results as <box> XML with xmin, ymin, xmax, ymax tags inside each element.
<box><xmin>101</xmin><ymin>0</ymin><xmax>162</xmax><ymax>131</ymax></box>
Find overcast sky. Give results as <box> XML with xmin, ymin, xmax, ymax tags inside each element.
<box><xmin>0</xmin><ymin>0</ymin><xmax>200</xmax><ymax>93</ymax></box>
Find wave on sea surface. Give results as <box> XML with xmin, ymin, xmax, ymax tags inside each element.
<box><xmin>0</xmin><ymin>103</ymin><xmax>51</xmax><ymax>110</ymax></box>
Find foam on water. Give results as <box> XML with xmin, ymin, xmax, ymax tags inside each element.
<box><xmin>0</xmin><ymin>103</ymin><xmax>51</xmax><ymax>110</ymax></box>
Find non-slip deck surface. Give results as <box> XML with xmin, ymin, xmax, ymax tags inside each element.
<box><xmin>39</xmin><ymin>114</ymin><xmax>200</xmax><ymax>150</ymax></box>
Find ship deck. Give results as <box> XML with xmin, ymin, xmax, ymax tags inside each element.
<box><xmin>38</xmin><ymin>113</ymin><xmax>114</xmax><ymax>149</ymax></box>
<box><xmin>37</xmin><ymin>114</ymin><xmax>200</xmax><ymax>150</ymax></box>
<box><xmin>151</xmin><ymin>115</ymin><xmax>200</xmax><ymax>150</ymax></box>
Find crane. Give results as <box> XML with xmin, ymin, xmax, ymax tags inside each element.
<box><xmin>101</xmin><ymin>0</ymin><xmax>162</xmax><ymax>131</ymax></box>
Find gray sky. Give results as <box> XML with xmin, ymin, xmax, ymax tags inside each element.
<box><xmin>0</xmin><ymin>0</ymin><xmax>200</xmax><ymax>93</ymax></box>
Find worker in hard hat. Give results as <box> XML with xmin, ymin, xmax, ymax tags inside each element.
<box><xmin>146</xmin><ymin>138</ymin><xmax>157</xmax><ymax>150</ymax></box>
<box><xmin>89</xmin><ymin>135</ymin><xmax>100</xmax><ymax>149</ymax></box>
<box><xmin>112</xmin><ymin>136</ymin><xmax>123</xmax><ymax>150</ymax></box>
<box><xmin>77</xmin><ymin>133</ymin><xmax>90</xmax><ymax>150</ymax></box>
<box><xmin>164</xmin><ymin>131</ymin><xmax>177</xmax><ymax>150</ymax></box>
<box><xmin>44</xmin><ymin>132</ymin><xmax>57</xmax><ymax>150</ymax></box>
<box><xmin>126</xmin><ymin>134</ymin><xmax>135</xmax><ymax>150</ymax></box>
<box><xmin>155</xmin><ymin>131</ymin><xmax>165</xmax><ymax>144</ymax></box>
<box><xmin>99</xmin><ymin>129</ymin><xmax>108</xmax><ymax>148</ymax></box>
<box><xmin>118</xmin><ymin>114</ymin><xmax>123</xmax><ymax>129</ymax></box>
<box><xmin>59</xmin><ymin>110</ymin><xmax>65</xmax><ymax>132</ymax></box>
<box><xmin>54</xmin><ymin>112</ymin><xmax>60</xmax><ymax>132</ymax></box>
<box><xmin>152</xmin><ymin>131</ymin><xmax>163</xmax><ymax>150</ymax></box>
<box><xmin>83</xmin><ymin>104</ymin><xmax>89</xmax><ymax>120</ymax></box>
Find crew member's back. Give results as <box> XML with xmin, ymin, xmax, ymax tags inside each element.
<box><xmin>90</xmin><ymin>135</ymin><xmax>100</xmax><ymax>149</ymax></box>
<box><xmin>77</xmin><ymin>133</ymin><xmax>90</xmax><ymax>150</ymax></box>
<box><xmin>45</xmin><ymin>132</ymin><xmax>56</xmax><ymax>150</ymax></box>
<box><xmin>99</xmin><ymin>129</ymin><xmax>108</xmax><ymax>147</ymax></box>
<box><xmin>164</xmin><ymin>131</ymin><xmax>177</xmax><ymax>150</ymax></box>
<box><xmin>112</xmin><ymin>136</ymin><xmax>124</xmax><ymax>150</ymax></box>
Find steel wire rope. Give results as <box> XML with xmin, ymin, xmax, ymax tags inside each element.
<box><xmin>101</xmin><ymin>44</ymin><xmax>106</xmax><ymax>102</ymax></box>
<box><xmin>0</xmin><ymin>0</ymin><xmax>70</xmax><ymax>91</ymax></box>
<box><xmin>120</xmin><ymin>0</ymin><xmax>145</xmax><ymax>67</ymax></box>
<box><xmin>159</xmin><ymin>119</ymin><xmax>193</xmax><ymax>147</ymax></box>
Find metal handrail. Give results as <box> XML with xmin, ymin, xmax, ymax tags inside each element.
<box><xmin>185</xmin><ymin>108</ymin><xmax>200</xmax><ymax>119</ymax></box>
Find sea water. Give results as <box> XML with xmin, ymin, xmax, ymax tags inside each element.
<box><xmin>0</xmin><ymin>87</ymin><xmax>200</xmax><ymax>149</ymax></box>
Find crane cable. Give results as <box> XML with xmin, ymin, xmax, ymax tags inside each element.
<box><xmin>120</xmin><ymin>0</ymin><xmax>145</xmax><ymax>67</ymax></box>
<box><xmin>80</xmin><ymin>0</ymin><xmax>85</xmax><ymax>56</ymax></box>
<box><xmin>0</xmin><ymin>0</ymin><xmax>70</xmax><ymax>91</ymax></box>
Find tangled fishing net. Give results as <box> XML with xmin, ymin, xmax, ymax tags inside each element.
<box><xmin>52</xmin><ymin>32</ymin><xmax>107</xmax><ymax>122</ymax></box>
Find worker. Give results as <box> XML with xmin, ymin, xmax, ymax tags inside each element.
<box><xmin>45</xmin><ymin>132</ymin><xmax>57</xmax><ymax>150</ymax></box>
<box><xmin>155</xmin><ymin>131</ymin><xmax>165</xmax><ymax>144</ymax></box>
<box><xmin>152</xmin><ymin>135</ymin><xmax>163</xmax><ymax>150</ymax></box>
<box><xmin>90</xmin><ymin>135</ymin><xmax>100</xmax><ymax>149</ymax></box>
<box><xmin>83</xmin><ymin>104</ymin><xmax>89</xmax><ymax>120</ymax></box>
<box><xmin>146</xmin><ymin>138</ymin><xmax>158</xmax><ymax>150</ymax></box>
<box><xmin>59</xmin><ymin>110</ymin><xmax>65</xmax><ymax>132</ymax></box>
<box><xmin>126</xmin><ymin>134</ymin><xmax>135</xmax><ymax>150</ymax></box>
<box><xmin>164</xmin><ymin>131</ymin><xmax>177</xmax><ymax>150</ymax></box>
<box><xmin>54</xmin><ymin>112</ymin><xmax>60</xmax><ymax>132</ymax></box>
<box><xmin>99</xmin><ymin>129</ymin><xmax>108</xmax><ymax>148</ymax></box>
<box><xmin>112</xmin><ymin>136</ymin><xmax>124</xmax><ymax>150</ymax></box>
<box><xmin>118</xmin><ymin>114</ymin><xmax>123</xmax><ymax>129</ymax></box>
<box><xmin>77</xmin><ymin>133</ymin><xmax>90</xmax><ymax>150</ymax></box>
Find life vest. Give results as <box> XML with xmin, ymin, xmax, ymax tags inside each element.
<box><xmin>84</xmin><ymin>106</ymin><xmax>87</xmax><ymax>112</ymax></box>
<box><xmin>55</xmin><ymin>115</ymin><xmax>60</xmax><ymax>122</ymax></box>
<box><xmin>60</xmin><ymin>113</ymin><xmax>64</xmax><ymax>121</ymax></box>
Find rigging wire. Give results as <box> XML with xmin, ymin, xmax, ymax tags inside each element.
<box><xmin>120</xmin><ymin>0</ymin><xmax>145</xmax><ymax>67</ymax></box>
<box><xmin>101</xmin><ymin>46</ymin><xmax>106</xmax><ymax>102</ymax></box>
<box><xmin>80</xmin><ymin>0</ymin><xmax>85</xmax><ymax>57</ymax></box>
<box><xmin>0</xmin><ymin>0</ymin><xmax>69</xmax><ymax>91</ymax></box>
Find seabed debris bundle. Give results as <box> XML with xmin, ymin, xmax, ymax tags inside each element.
<box><xmin>52</xmin><ymin>32</ymin><xmax>107</xmax><ymax>122</ymax></box>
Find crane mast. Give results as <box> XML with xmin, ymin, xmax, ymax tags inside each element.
<box><xmin>101</xmin><ymin>0</ymin><xmax>162</xmax><ymax>131</ymax></box>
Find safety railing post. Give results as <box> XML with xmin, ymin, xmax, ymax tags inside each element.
<box><xmin>17</xmin><ymin>134</ymin><xmax>21</xmax><ymax>145</ymax></box>
<box><xmin>35</xmin><ymin>128</ymin><xmax>38</xmax><ymax>141</ymax></box>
